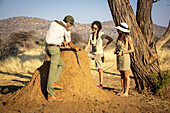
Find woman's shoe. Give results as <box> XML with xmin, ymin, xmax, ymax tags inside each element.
<box><xmin>98</xmin><ymin>85</ymin><xmax>103</xmax><ymax>89</ymax></box>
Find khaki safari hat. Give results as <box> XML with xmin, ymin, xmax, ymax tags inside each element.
<box><xmin>64</xmin><ymin>15</ymin><xmax>74</xmax><ymax>26</ymax></box>
<box><xmin>115</xmin><ymin>22</ymin><xmax>130</xmax><ymax>33</ymax></box>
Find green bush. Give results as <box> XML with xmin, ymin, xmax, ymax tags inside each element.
<box><xmin>151</xmin><ymin>70</ymin><xmax>170</xmax><ymax>98</ymax></box>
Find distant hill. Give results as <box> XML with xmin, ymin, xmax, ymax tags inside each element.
<box><xmin>0</xmin><ymin>16</ymin><xmax>167</xmax><ymax>41</ymax></box>
<box><xmin>0</xmin><ymin>16</ymin><xmax>51</xmax><ymax>39</ymax></box>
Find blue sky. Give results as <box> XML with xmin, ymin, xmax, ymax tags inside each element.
<box><xmin>0</xmin><ymin>0</ymin><xmax>169</xmax><ymax>27</ymax></box>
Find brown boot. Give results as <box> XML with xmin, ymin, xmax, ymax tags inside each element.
<box><xmin>48</xmin><ymin>95</ymin><xmax>63</xmax><ymax>102</ymax></box>
<box><xmin>54</xmin><ymin>82</ymin><xmax>63</xmax><ymax>90</ymax></box>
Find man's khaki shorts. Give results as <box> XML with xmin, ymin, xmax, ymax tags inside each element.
<box><xmin>88</xmin><ymin>53</ymin><xmax>104</xmax><ymax>69</ymax></box>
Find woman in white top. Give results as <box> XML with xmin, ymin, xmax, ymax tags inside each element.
<box><xmin>85</xmin><ymin>21</ymin><xmax>113</xmax><ymax>89</ymax></box>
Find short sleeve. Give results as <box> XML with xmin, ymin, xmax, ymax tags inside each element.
<box><xmin>89</xmin><ymin>33</ymin><xmax>93</xmax><ymax>41</ymax></box>
<box><xmin>100</xmin><ymin>32</ymin><xmax>107</xmax><ymax>39</ymax></box>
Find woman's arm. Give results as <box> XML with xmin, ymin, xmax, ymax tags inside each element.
<box><xmin>102</xmin><ymin>35</ymin><xmax>113</xmax><ymax>49</ymax></box>
<box><xmin>124</xmin><ymin>36</ymin><xmax>134</xmax><ymax>54</ymax></box>
<box><xmin>85</xmin><ymin>39</ymin><xmax>90</xmax><ymax>51</ymax></box>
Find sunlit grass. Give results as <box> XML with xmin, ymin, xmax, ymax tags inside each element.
<box><xmin>0</xmin><ymin>46</ymin><xmax>169</xmax><ymax>77</ymax></box>
<box><xmin>157</xmin><ymin>48</ymin><xmax>170</xmax><ymax>71</ymax></box>
<box><xmin>0</xmin><ymin>47</ymin><xmax>46</xmax><ymax>75</ymax></box>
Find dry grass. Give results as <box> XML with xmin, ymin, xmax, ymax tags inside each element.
<box><xmin>157</xmin><ymin>47</ymin><xmax>170</xmax><ymax>71</ymax></box>
<box><xmin>0</xmin><ymin>47</ymin><xmax>46</xmax><ymax>75</ymax></box>
<box><xmin>0</xmin><ymin>46</ymin><xmax>169</xmax><ymax>75</ymax></box>
<box><xmin>0</xmin><ymin>46</ymin><xmax>169</xmax><ymax>87</ymax></box>
<box><xmin>0</xmin><ymin>46</ymin><xmax>46</xmax><ymax>91</ymax></box>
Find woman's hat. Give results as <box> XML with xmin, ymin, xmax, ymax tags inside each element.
<box><xmin>115</xmin><ymin>23</ymin><xmax>130</xmax><ymax>33</ymax></box>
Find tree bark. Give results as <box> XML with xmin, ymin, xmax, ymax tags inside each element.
<box><xmin>156</xmin><ymin>22</ymin><xmax>170</xmax><ymax>50</ymax></box>
<box><xmin>136</xmin><ymin>0</ymin><xmax>159</xmax><ymax>71</ymax></box>
<box><xmin>108</xmin><ymin>0</ymin><xmax>161</xmax><ymax>93</ymax></box>
<box><xmin>136</xmin><ymin>0</ymin><xmax>154</xmax><ymax>47</ymax></box>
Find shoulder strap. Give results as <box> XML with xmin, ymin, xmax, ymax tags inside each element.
<box><xmin>54</xmin><ymin>20</ymin><xmax>70</xmax><ymax>32</ymax></box>
<box><xmin>92</xmin><ymin>31</ymin><xmax>99</xmax><ymax>41</ymax></box>
<box><xmin>92</xmin><ymin>32</ymin><xmax>95</xmax><ymax>40</ymax></box>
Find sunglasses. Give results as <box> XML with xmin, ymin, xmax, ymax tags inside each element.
<box><xmin>92</xmin><ymin>27</ymin><xmax>98</xmax><ymax>30</ymax></box>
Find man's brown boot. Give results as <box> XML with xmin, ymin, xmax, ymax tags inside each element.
<box><xmin>48</xmin><ymin>95</ymin><xmax>63</xmax><ymax>102</ymax></box>
<box><xmin>54</xmin><ymin>82</ymin><xmax>63</xmax><ymax>90</ymax></box>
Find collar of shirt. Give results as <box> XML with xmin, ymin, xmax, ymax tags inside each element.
<box><xmin>61</xmin><ymin>21</ymin><xmax>66</xmax><ymax>26</ymax></box>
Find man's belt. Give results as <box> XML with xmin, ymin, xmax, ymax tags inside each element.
<box><xmin>46</xmin><ymin>44</ymin><xmax>60</xmax><ymax>47</ymax></box>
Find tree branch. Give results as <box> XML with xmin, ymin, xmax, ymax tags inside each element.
<box><xmin>153</xmin><ymin>0</ymin><xmax>160</xmax><ymax>3</ymax></box>
<box><xmin>156</xmin><ymin>21</ymin><xmax>170</xmax><ymax>50</ymax></box>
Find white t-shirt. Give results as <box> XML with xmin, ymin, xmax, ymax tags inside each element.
<box><xmin>45</xmin><ymin>21</ymin><xmax>71</xmax><ymax>45</ymax></box>
<box><xmin>89</xmin><ymin>31</ymin><xmax>107</xmax><ymax>54</ymax></box>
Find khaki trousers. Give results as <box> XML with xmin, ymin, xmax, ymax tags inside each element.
<box><xmin>45</xmin><ymin>46</ymin><xmax>65</xmax><ymax>96</ymax></box>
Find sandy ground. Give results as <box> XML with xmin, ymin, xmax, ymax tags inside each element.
<box><xmin>0</xmin><ymin>48</ymin><xmax>169</xmax><ymax>113</ymax></box>
<box><xmin>0</xmin><ymin>61</ymin><xmax>169</xmax><ymax>113</ymax></box>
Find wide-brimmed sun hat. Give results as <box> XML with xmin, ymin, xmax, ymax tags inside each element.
<box><xmin>115</xmin><ymin>22</ymin><xmax>130</xmax><ymax>33</ymax></box>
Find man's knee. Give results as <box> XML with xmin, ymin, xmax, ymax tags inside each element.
<box><xmin>62</xmin><ymin>63</ymin><xmax>65</xmax><ymax>68</ymax></box>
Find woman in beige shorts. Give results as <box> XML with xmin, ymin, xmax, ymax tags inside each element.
<box><xmin>85</xmin><ymin>21</ymin><xmax>113</xmax><ymax>89</ymax></box>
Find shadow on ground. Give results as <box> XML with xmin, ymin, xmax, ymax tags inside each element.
<box><xmin>0</xmin><ymin>71</ymin><xmax>31</xmax><ymax>79</ymax></box>
<box><xmin>0</xmin><ymin>85</ymin><xmax>23</xmax><ymax>95</ymax></box>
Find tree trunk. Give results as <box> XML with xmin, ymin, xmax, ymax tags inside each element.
<box><xmin>108</xmin><ymin>0</ymin><xmax>161</xmax><ymax>93</ymax></box>
<box><xmin>156</xmin><ymin>22</ymin><xmax>170</xmax><ymax>50</ymax></box>
<box><xmin>136</xmin><ymin>0</ymin><xmax>154</xmax><ymax>46</ymax></box>
<box><xmin>136</xmin><ymin>0</ymin><xmax>159</xmax><ymax>65</ymax></box>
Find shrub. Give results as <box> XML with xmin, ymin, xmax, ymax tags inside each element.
<box><xmin>151</xmin><ymin>70</ymin><xmax>170</xmax><ymax>98</ymax></box>
<box><xmin>0</xmin><ymin>30</ymin><xmax>38</xmax><ymax>60</ymax></box>
<box><xmin>71</xmin><ymin>32</ymin><xmax>85</xmax><ymax>48</ymax></box>
<box><xmin>7</xmin><ymin>30</ymin><xmax>37</xmax><ymax>49</ymax></box>
<box><xmin>0</xmin><ymin>37</ymin><xmax>20</xmax><ymax>60</ymax></box>
<box><xmin>35</xmin><ymin>38</ymin><xmax>46</xmax><ymax>46</ymax></box>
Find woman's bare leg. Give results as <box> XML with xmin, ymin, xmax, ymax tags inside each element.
<box><xmin>122</xmin><ymin>70</ymin><xmax>130</xmax><ymax>96</ymax></box>
<box><xmin>117</xmin><ymin>71</ymin><xmax>125</xmax><ymax>95</ymax></box>
<box><xmin>98</xmin><ymin>68</ymin><xmax>103</xmax><ymax>85</ymax></box>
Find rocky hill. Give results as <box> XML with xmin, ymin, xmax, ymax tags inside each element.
<box><xmin>0</xmin><ymin>16</ymin><xmax>51</xmax><ymax>39</ymax></box>
<box><xmin>0</xmin><ymin>16</ymin><xmax>167</xmax><ymax>40</ymax></box>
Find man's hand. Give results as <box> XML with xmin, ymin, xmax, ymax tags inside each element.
<box><xmin>75</xmin><ymin>47</ymin><xmax>81</xmax><ymax>52</ymax></box>
<box><xmin>62</xmin><ymin>41</ymin><xmax>68</xmax><ymax>47</ymax></box>
<box><xmin>68</xmin><ymin>41</ymin><xmax>81</xmax><ymax>52</ymax></box>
